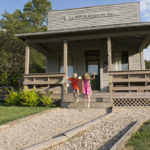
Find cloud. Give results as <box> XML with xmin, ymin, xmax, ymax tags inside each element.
<box><xmin>140</xmin><ymin>0</ymin><xmax>150</xmax><ymax>60</ymax></box>
<box><xmin>140</xmin><ymin>0</ymin><xmax>150</xmax><ymax>21</ymax></box>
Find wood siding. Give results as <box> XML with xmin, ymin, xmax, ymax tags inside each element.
<box><xmin>48</xmin><ymin>2</ymin><xmax>140</xmax><ymax>31</ymax></box>
<box><xmin>129</xmin><ymin>50</ymin><xmax>142</xmax><ymax>70</ymax></box>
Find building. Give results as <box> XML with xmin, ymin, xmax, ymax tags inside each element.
<box><xmin>16</xmin><ymin>2</ymin><xmax>150</xmax><ymax>107</ymax></box>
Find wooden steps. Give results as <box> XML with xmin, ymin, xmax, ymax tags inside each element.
<box><xmin>61</xmin><ymin>102</ymin><xmax>112</xmax><ymax>109</ymax></box>
<box><xmin>61</xmin><ymin>91</ymin><xmax>112</xmax><ymax>109</ymax></box>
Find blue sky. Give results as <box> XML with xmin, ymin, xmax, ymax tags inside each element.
<box><xmin>0</xmin><ymin>0</ymin><xmax>150</xmax><ymax>60</ymax></box>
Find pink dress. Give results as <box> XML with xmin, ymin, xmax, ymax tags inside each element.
<box><xmin>83</xmin><ymin>80</ymin><xmax>92</xmax><ymax>96</ymax></box>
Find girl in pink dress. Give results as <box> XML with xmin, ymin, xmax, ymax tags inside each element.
<box><xmin>82</xmin><ymin>72</ymin><xmax>96</xmax><ymax>108</ymax></box>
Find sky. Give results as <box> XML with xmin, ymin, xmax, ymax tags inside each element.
<box><xmin>0</xmin><ymin>0</ymin><xmax>150</xmax><ymax>60</ymax></box>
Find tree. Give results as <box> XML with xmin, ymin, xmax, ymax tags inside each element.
<box><xmin>0</xmin><ymin>0</ymin><xmax>52</xmax><ymax>86</ymax></box>
<box><xmin>0</xmin><ymin>0</ymin><xmax>51</xmax><ymax>33</ymax></box>
<box><xmin>0</xmin><ymin>31</ymin><xmax>25</xmax><ymax>85</ymax></box>
<box><xmin>145</xmin><ymin>60</ymin><xmax>150</xmax><ymax>69</ymax></box>
<box><xmin>23</xmin><ymin>0</ymin><xmax>51</xmax><ymax>32</ymax></box>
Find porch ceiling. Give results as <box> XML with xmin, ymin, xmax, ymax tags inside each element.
<box><xmin>16</xmin><ymin>22</ymin><xmax>150</xmax><ymax>55</ymax></box>
<box><xmin>39</xmin><ymin>37</ymin><xmax>144</xmax><ymax>50</ymax></box>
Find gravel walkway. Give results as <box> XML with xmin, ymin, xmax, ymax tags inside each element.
<box><xmin>50</xmin><ymin>107</ymin><xmax>150</xmax><ymax>150</ymax></box>
<box><xmin>0</xmin><ymin>108</ymin><xmax>106</xmax><ymax>150</ymax></box>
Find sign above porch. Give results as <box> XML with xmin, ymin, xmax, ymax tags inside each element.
<box><xmin>64</xmin><ymin>11</ymin><xmax>120</xmax><ymax>21</ymax></box>
<box><xmin>48</xmin><ymin>2</ymin><xmax>140</xmax><ymax>31</ymax></box>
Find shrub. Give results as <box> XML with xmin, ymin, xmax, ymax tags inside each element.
<box><xmin>5</xmin><ymin>87</ymin><xmax>54</xmax><ymax>107</ymax></box>
<box><xmin>5</xmin><ymin>88</ymin><xmax>21</xmax><ymax>105</ymax></box>
<box><xmin>39</xmin><ymin>92</ymin><xmax>53</xmax><ymax>107</ymax></box>
<box><xmin>19</xmin><ymin>87</ymin><xmax>40</xmax><ymax>107</ymax></box>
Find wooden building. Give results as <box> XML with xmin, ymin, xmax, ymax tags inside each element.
<box><xmin>16</xmin><ymin>2</ymin><xmax>150</xmax><ymax>107</ymax></box>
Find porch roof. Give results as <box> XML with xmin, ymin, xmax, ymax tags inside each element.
<box><xmin>16</xmin><ymin>22</ymin><xmax>150</xmax><ymax>42</ymax></box>
<box><xmin>16</xmin><ymin>22</ymin><xmax>150</xmax><ymax>56</ymax></box>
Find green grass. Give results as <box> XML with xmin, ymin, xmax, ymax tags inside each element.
<box><xmin>124</xmin><ymin>120</ymin><xmax>150</xmax><ymax>150</ymax></box>
<box><xmin>0</xmin><ymin>103</ymin><xmax>53</xmax><ymax>125</ymax></box>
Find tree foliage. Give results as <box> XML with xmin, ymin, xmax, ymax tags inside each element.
<box><xmin>0</xmin><ymin>0</ymin><xmax>51</xmax><ymax>33</ymax></box>
<box><xmin>0</xmin><ymin>0</ymin><xmax>51</xmax><ymax>86</ymax></box>
<box><xmin>145</xmin><ymin>60</ymin><xmax>150</xmax><ymax>69</ymax></box>
<box><xmin>23</xmin><ymin>0</ymin><xmax>51</xmax><ymax>32</ymax></box>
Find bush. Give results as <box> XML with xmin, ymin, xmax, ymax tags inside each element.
<box><xmin>5</xmin><ymin>88</ymin><xmax>54</xmax><ymax>107</ymax></box>
<box><xmin>5</xmin><ymin>88</ymin><xmax>21</xmax><ymax>105</ymax></box>
<box><xmin>20</xmin><ymin>87</ymin><xmax>40</xmax><ymax>107</ymax></box>
<box><xmin>39</xmin><ymin>92</ymin><xmax>53</xmax><ymax>107</ymax></box>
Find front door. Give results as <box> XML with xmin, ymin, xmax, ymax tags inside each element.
<box><xmin>85</xmin><ymin>51</ymin><xmax>100</xmax><ymax>90</ymax></box>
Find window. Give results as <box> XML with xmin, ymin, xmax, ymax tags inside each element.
<box><xmin>59</xmin><ymin>54</ymin><xmax>74</xmax><ymax>77</ymax></box>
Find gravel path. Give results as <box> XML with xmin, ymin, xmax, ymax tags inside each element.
<box><xmin>50</xmin><ymin>107</ymin><xmax>150</xmax><ymax>150</ymax></box>
<box><xmin>0</xmin><ymin>108</ymin><xmax>106</xmax><ymax>150</ymax></box>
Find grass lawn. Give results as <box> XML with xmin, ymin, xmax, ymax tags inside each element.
<box><xmin>124</xmin><ymin>120</ymin><xmax>150</xmax><ymax>150</ymax></box>
<box><xmin>0</xmin><ymin>103</ymin><xmax>53</xmax><ymax>125</ymax></box>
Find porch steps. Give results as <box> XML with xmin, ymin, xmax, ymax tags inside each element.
<box><xmin>61</xmin><ymin>102</ymin><xmax>112</xmax><ymax>109</ymax></box>
<box><xmin>62</xmin><ymin>92</ymin><xmax>112</xmax><ymax>109</ymax></box>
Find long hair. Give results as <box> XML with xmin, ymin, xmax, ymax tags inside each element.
<box><xmin>82</xmin><ymin>72</ymin><xmax>91</xmax><ymax>80</ymax></box>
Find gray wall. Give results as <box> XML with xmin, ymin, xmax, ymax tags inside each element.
<box><xmin>129</xmin><ymin>50</ymin><xmax>142</xmax><ymax>70</ymax></box>
<box><xmin>48</xmin><ymin>2</ymin><xmax>140</xmax><ymax>31</ymax></box>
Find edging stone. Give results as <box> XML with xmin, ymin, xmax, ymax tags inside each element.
<box><xmin>110</xmin><ymin>119</ymin><xmax>148</xmax><ymax>150</ymax></box>
<box><xmin>0</xmin><ymin>108</ymin><xmax>60</xmax><ymax>131</ymax></box>
<box><xmin>22</xmin><ymin>112</ymin><xmax>113</xmax><ymax>150</ymax></box>
<box><xmin>21</xmin><ymin>135</ymin><xmax>67</xmax><ymax>150</ymax></box>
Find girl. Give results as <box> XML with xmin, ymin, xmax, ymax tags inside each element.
<box><xmin>82</xmin><ymin>72</ymin><xmax>96</xmax><ymax>108</ymax></box>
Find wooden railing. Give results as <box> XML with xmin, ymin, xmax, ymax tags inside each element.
<box><xmin>23</xmin><ymin>73</ymin><xmax>65</xmax><ymax>93</ymax></box>
<box><xmin>109</xmin><ymin>70</ymin><xmax>150</xmax><ymax>93</ymax></box>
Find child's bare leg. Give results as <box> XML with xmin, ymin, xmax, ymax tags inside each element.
<box><xmin>73</xmin><ymin>90</ymin><xmax>76</xmax><ymax>102</ymax></box>
<box><xmin>84</xmin><ymin>95</ymin><xmax>87</xmax><ymax>107</ymax></box>
<box><xmin>87</xmin><ymin>95</ymin><xmax>91</xmax><ymax>108</ymax></box>
<box><xmin>76</xmin><ymin>89</ymin><xmax>79</xmax><ymax>103</ymax></box>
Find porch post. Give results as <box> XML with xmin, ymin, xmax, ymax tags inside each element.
<box><xmin>140</xmin><ymin>50</ymin><xmax>145</xmax><ymax>70</ymax></box>
<box><xmin>64</xmin><ymin>40</ymin><xmax>68</xmax><ymax>92</ymax></box>
<box><xmin>107</xmin><ymin>37</ymin><xmax>112</xmax><ymax>71</ymax></box>
<box><xmin>107</xmin><ymin>37</ymin><xmax>113</xmax><ymax>103</ymax></box>
<box><xmin>25</xmin><ymin>43</ymin><xmax>30</xmax><ymax>74</ymax></box>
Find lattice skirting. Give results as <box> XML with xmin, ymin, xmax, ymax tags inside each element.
<box><xmin>53</xmin><ymin>99</ymin><xmax>61</xmax><ymax>107</ymax></box>
<box><xmin>113</xmin><ymin>98</ymin><xmax>150</xmax><ymax>106</ymax></box>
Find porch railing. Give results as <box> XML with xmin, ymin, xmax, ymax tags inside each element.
<box><xmin>109</xmin><ymin>70</ymin><xmax>150</xmax><ymax>106</ymax></box>
<box><xmin>23</xmin><ymin>73</ymin><xmax>65</xmax><ymax>93</ymax></box>
<box><xmin>109</xmin><ymin>70</ymin><xmax>150</xmax><ymax>93</ymax></box>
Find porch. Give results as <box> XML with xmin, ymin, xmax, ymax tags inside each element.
<box><xmin>16</xmin><ymin>22</ymin><xmax>150</xmax><ymax>107</ymax></box>
<box><xmin>23</xmin><ymin>69</ymin><xmax>150</xmax><ymax>107</ymax></box>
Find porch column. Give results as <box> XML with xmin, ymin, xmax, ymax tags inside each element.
<box><xmin>140</xmin><ymin>50</ymin><xmax>145</xmax><ymax>70</ymax></box>
<box><xmin>107</xmin><ymin>37</ymin><xmax>113</xmax><ymax>103</ymax></box>
<box><xmin>107</xmin><ymin>37</ymin><xmax>112</xmax><ymax>71</ymax></box>
<box><xmin>25</xmin><ymin>43</ymin><xmax>30</xmax><ymax>74</ymax></box>
<box><xmin>64</xmin><ymin>40</ymin><xmax>68</xmax><ymax>92</ymax></box>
